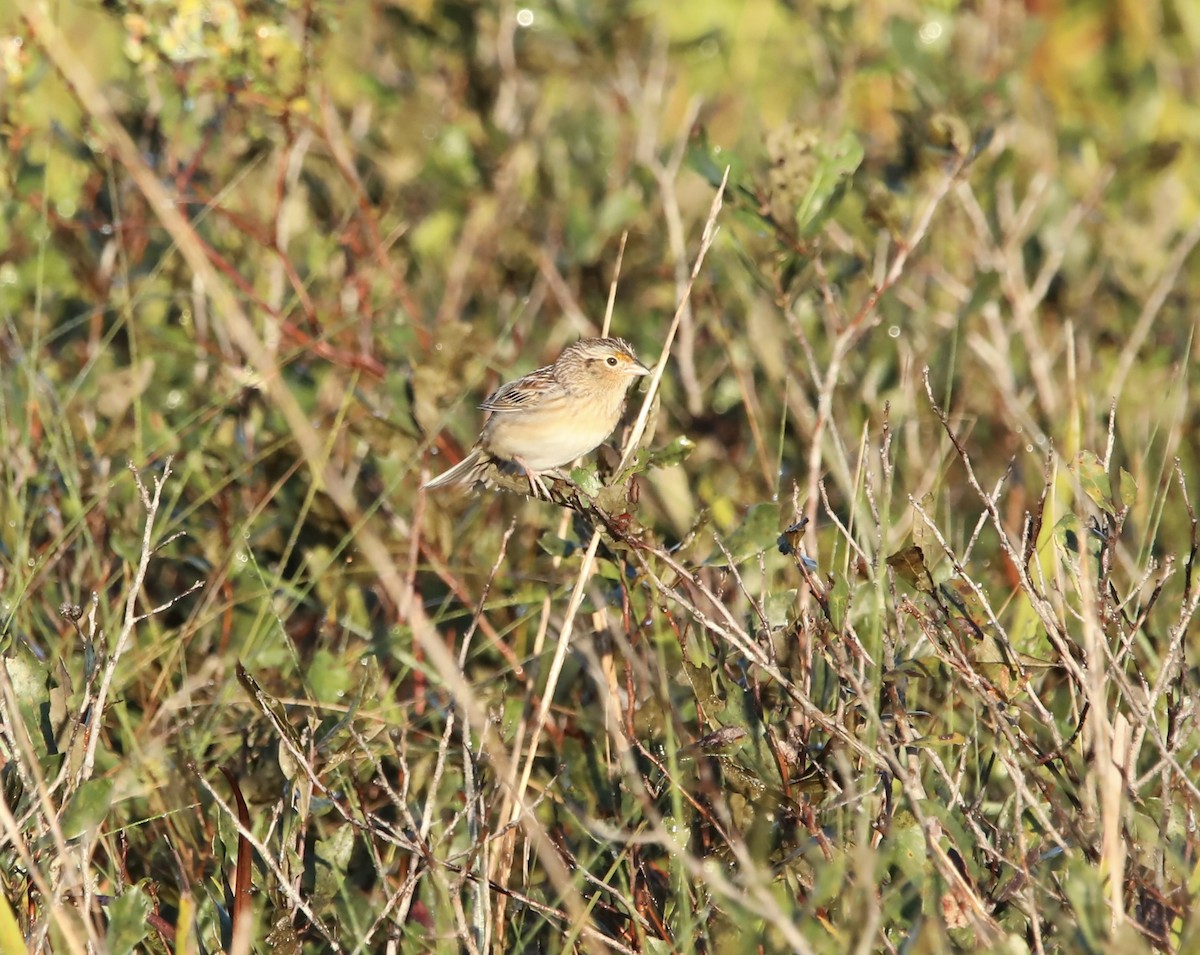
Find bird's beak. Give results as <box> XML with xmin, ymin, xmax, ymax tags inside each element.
<box><xmin>630</xmin><ymin>360</ymin><xmax>651</xmax><ymax>377</ymax></box>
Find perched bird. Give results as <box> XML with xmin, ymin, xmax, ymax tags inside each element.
<box><xmin>423</xmin><ymin>337</ymin><xmax>651</xmax><ymax>498</ymax></box>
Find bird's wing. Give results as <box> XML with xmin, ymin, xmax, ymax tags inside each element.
<box><xmin>479</xmin><ymin>365</ymin><xmax>558</xmax><ymax>412</ymax></box>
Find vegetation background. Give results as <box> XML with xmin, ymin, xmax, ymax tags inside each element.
<box><xmin>1</xmin><ymin>0</ymin><xmax>1199</xmax><ymax>952</ymax></box>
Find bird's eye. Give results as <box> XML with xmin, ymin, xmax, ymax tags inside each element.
<box><xmin>606</xmin><ymin>356</ymin><xmax>619</xmax><ymax>367</ymax></box>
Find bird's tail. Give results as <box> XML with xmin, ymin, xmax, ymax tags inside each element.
<box><xmin>422</xmin><ymin>449</ymin><xmax>488</xmax><ymax>490</ymax></box>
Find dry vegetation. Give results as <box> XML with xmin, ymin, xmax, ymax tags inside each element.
<box><xmin>1</xmin><ymin>1</ymin><xmax>1199</xmax><ymax>953</ymax></box>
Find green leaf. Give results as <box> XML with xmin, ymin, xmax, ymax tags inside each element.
<box><xmin>1071</xmin><ymin>450</ymin><xmax>1112</xmax><ymax>511</ymax></box>
<box><xmin>1119</xmin><ymin>467</ymin><xmax>1137</xmax><ymax>510</ymax></box>
<box><xmin>1062</xmin><ymin>857</ymin><xmax>1107</xmax><ymax>950</ymax></box>
<box><xmin>536</xmin><ymin>533</ymin><xmax>577</xmax><ymax>558</ymax></box>
<box><xmin>500</xmin><ymin>694</ymin><xmax>525</xmax><ymax>744</ymax></box>
<box><xmin>686</xmin><ymin>127</ymin><xmax>726</xmax><ymax>188</ymax></box>
<box><xmin>0</xmin><ymin>890</ymin><xmax>26</xmax><ymax>955</ymax></box>
<box><xmin>685</xmin><ymin>127</ymin><xmax>755</xmax><ymax>203</ymax></box>
<box><xmin>706</xmin><ymin>502</ymin><xmax>781</xmax><ymax>566</ymax></box>
<box><xmin>569</xmin><ymin>466</ymin><xmax>604</xmax><ymax>498</ymax></box>
<box><xmin>919</xmin><ymin>799</ymin><xmax>983</xmax><ymax>883</ymax></box>
<box><xmin>940</xmin><ymin>579</ymin><xmax>991</xmax><ymax>637</ymax></box>
<box><xmin>411</xmin><ymin>208</ymin><xmax>461</xmax><ymax>262</ymax></box>
<box><xmin>594</xmin><ymin>481</ymin><xmax>636</xmax><ymax>518</ymax></box>
<box><xmin>1053</xmin><ymin>513</ymin><xmax>1098</xmax><ymax>567</ymax></box>
<box><xmin>881</xmin><ymin>810</ymin><xmax>928</xmax><ymax>887</ymax></box>
<box><xmin>2</xmin><ymin>646</ymin><xmax>48</xmax><ymax>702</ymax></box>
<box><xmin>315</xmin><ymin>658</ymin><xmax>375</xmax><ymax>752</ymax></box>
<box><xmin>105</xmin><ymin>885</ymin><xmax>151</xmax><ymax>955</ymax></box>
<box><xmin>306</xmin><ymin>648</ymin><xmax>353</xmax><ymax>704</ymax></box>
<box><xmin>2</xmin><ymin>647</ymin><xmax>53</xmax><ymax>754</ymax></box>
<box><xmin>827</xmin><ymin>574</ymin><xmax>851</xmax><ymax>632</ymax></box>
<box><xmin>809</xmin><ymin>845</ymin><xmax>848</xmax><ymax>908</ymax></box>
<box><xmin>594</xmin><ymin>557</ymin><xmax>624</xmax><ymax>581</ymax></box>
<box><xmin>910</xmin><ymin>732</ymin><xmax>968</xmax><ymax>748</ymax></box>
<box><xmin>883</xmin><ymin>657</ymin><xmax>939</xmax><ymax>683</ymax></box>
<box><xmin>887</xmin><ymin>544</ymin><xmax>934</xmax><ymax>593</ymax></box>
<box><xmin>577</xmin><ymin>188</ymin><xmax>644</xmax><ymax>261</ymax></box>
<box><xmin>640</xmin><ymin>435</ymin><xmax>695</xmax><ymax>470</ymax></box>
<box><xmin>237</xmin><ymin>665</ymin><xmax>306</xmax><ymax>754</ymax></box>
<box><xmin>682</xmin><ymin>635</ymin><xmax>716</xmax><ymax>674</ymax></box>
<box><xmin>764</xmin><ymin>589</ymin><xmax>798</xmax><ymax>629</ymax></box>
<box><xmin>794</xmin><ymin>131</ymin><xmax>863</xmax><ymax>237</ymax></box>
<box><xmin>60</xmin><ymin>778</ymin><xmax>114</xmax><ymax>840</ymax></box>
<box><xmin>312</xmin><ymin>825</ymin><xmax>356</xmax><ymax>908</ymax></box>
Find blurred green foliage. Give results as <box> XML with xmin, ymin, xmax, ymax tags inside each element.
<box><xmin>2</xmin><ymin>0</ymin><xmax>1199</xmax><ymax>951</ymax></box>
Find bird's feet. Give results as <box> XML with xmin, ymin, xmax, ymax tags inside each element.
<box><xmin>513</xmin><ymin>459</ymin><xmax>570</xmax><ymax>500</ymax></box>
